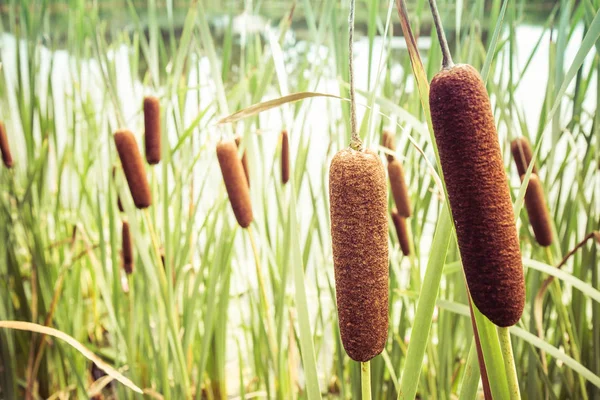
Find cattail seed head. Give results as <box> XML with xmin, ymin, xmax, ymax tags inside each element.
<box><xmin>122</xmin><ymin>221</ymin><xmax>133</xmax><ymax>274</ymax></box>
<box><xmin>429</xmin><ymin>64</ymin><xmax>524</xmax><ymax>327</ymax></box>
<box><xmin>329</xmin><ymin>148</ymin><xmax>388</xmax><ymax>362</ymax></box>
<box><xmin>511</xmin><ymin>137</ymin><xmax>537</xmax><ymax>177</ymax></box>
<box><xmin>0</xmin><ymin>122</ymin><xmax>14</xmax><ymax>168</ymax></box>
<box><xmin>143</xmin><ymin>96</ymin><xmax>161</xmax><ymax>165</ymax></box>
<box><xmin>281</xmin><ymin>130</ymin><xmax>290</xmax><ymax>184</ymax></box>
<box><xmin>388</xmin><ymin>159</ymin><xmax>411</xmax><ymax>218</ymax></box>
<box><xmin>382</xmin><ymin>130</ymin><xmax>396</xmax><ymax>162</ymax></box>
<box><xmin>234</xmin><ymin>136</ymin><xmax>250</xmax><ymax>188</ymax></box>
<box><xmin>114</xmin><ymin>130</ymin><xmax>152</xmax><ymax>209</ymax></box>
<box><xmin>523</xmin><ymin>174</ymin><xmax>553</xmax><ymax>247</ymax></box>
<box><xmin>391</xmin><ymin>208</ymin><xmax>410</xmax><ymax>256</ymax></box>
<box><xmin>217</xmin><ymin>140</ymin><xmax>253</xmax><ymax>228</ymax></box>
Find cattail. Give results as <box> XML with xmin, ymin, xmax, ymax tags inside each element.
<box><xmin>511</xmin><ymin>137</ymin><xmax>537</xmax><ymax>177</ymax></box>
<box><xmin>281</xmin><ymin>130</ymin><xmax>290</xmax><ymax>184</ymax></box>
<box><xmin>122</xmin><ymin>221</ymin><xmax>133</xmax><ymax>274</ymax></box>
<box><xmin>388</xmin><ymin>159</ymin><xmax>411</xmax><ymax>218</ymax></box>
<box><xmin>143</xmin><ymin>96</ymin><xmax>161</xmax><ymax>165</ymax></box>
<box><xmin>391</xmin><ymin>208</ymin><xmax>410</xmax><ymax>256</ymax></box>
<box><xmin>0</xmin><ymin>122</ymin><xmax>13</xmax><ymax>168</ymax></box>
<box><xmin>217</xmin><ymin>140</ymin><xmax>253</xmax><ymax>228</ymax></box>
<box><xmin>429</xmin><ymin>63</ymin><xmax>524</xmax><ymax>327</ymax></box>
<box><xmin>382</xmin><ymin>130</ymin><xmax>395</xmax><ymax>162</ymax></box>
<box><xmin>329</xmin><ymin>148</ymin><xmax>388</xmax><ymax>362</ymax></box>
<box><xmin>234</xmin><ymin>136</ymin><xmax>250</xmax><ymax>188</ymax></box>
<box><xmin>523</xmin><ymin>174</ymin><xmax>553</xmax><ymax>247</ymax></box>
<box><xmin>114</xmin><ymin>130</ymin><xmax>152</xmax><ymax>209</ymax></box>
<box><xmin>112</xmin><ymin>166</ymin><xmax>124</xmax><ymax>213</ymax></box>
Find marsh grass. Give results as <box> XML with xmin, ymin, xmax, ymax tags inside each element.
<box><xmin>0</xmin><ymin>0</ymin><xmax>599</xmax><ymax>399</ymax></box>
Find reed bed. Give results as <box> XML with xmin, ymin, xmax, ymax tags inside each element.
<box><xmin>0</xmin><ymin>1</ymin><xmax>598</xmax><ymax>400</ymax></box>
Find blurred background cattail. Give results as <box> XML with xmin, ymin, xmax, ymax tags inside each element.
<box><xmin>217</xmin><ymin>140</ymin><xmax>253</xmax><ymax>228</ymax></box>
<box><xmin>382</xmin><ymin>129</ymin><xmax>395</xmax><ymax>162</ymax></box>
<box><xmin>122</xmin><ymin>221</ymin><xmax>133</xmax><ymax>274</ymax></box>
<box><xmin>523</xmin><ymin>174</ymin><xmax>553</xmax><ymax>247</ymax></box>
<box><xmin>0</xmin><ymin>122</ymin><xmax>14</xmax><ymax>168</ymax></box>
<box><xmin>143</xmin><ymin>96</ymin><xmax>161</xmax><ymax>165</ymax></box>
<box><xmin>511</xmin><ymin>137</ymin><xmax>537</xmax><ymax>176</ymax></box>
<box><xmin>329</xmin><ymin>148</ymin><xmax>388</xmax><ymax>362</ymax></box>
<box><xmin>388</xmin><ymin>159</ymin><xmax>411</xmax><ymax>218</ymax></box>
<box><xmin>235</xmin><ymin>136</ymin><xmax>250</xmax><ymax>187</ymax></box>
<box><xmin>430</xmin><ymin>64</ymin><xmax>524</xmax><ymax>327</ymax></box>
<box><xmin>391</xmin><ymin>208</ymin><xmax>410</xmax><ymax>256</ymax></box>
<box><xmin>281</xmin><ymin>130</ymin><xmax>289</xmax><ymax>185</ymax></box>
<box><xmin>114</xmin><ymin>130</ymin><xmax>152</xmax><ymax>209</ymax></box>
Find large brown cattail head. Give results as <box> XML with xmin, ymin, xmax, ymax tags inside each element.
<box><xmin>522</xmin><ymin>174</ymin><xmax>553</xmax><ymax>247</ymax></box>
<box><xmin>281</xmin><ymin>130</ymin><xmax>290</xmax><ymax>185</ymax></box>
<box><xmin>114</xmin><ymin>130</ymin><xmax>152</xmax><ymax>209</ymax></box>
<box><xmin>429</xmin><ymin>64</ymin><xmax>524</xmax><ymax>327</ymax></box>
<box><xmin>143</xmin><ymin>96</ymin><xmax>161</xmax><ymax>165</ymax></box>
<box><xmin>382</xmin><ymin>130</ymin><xmax>396</xmax><ymax>162</ymax></box>
<box><xmin>234</xmin><ymin>136</ymin><xmax>250</xmax><ymax>188</ymax></box>
<box><xmin>388</xmin><ymin>159</ymin><xmax>411</xmax><ymax>218</ymax></box>
<box><xmin>217</xmin><ymin>140</ymin><xmax>253</xmax><ymax>228</ymax></box>
<box><xmin>329</xmin><ymin>148</ymin><xmax>389</xmax><ymax>362</ymax></box>
<box><xmin>122</xmin><ymin>221</ymin><xmax>133</xmax><ymax>274</ymax></box>
<box><xmin>0</xmin><ymin>122</ymin><xmax>14</xmax><ymax>168</ymax></box>
<box><xmin>511</xmin><ymin>137</ymin><xmax>537</xmax><ymax>177</ymax></box>
<box><xmin>391</xmin><ymin>208</ymin><xmax>410</xmax><ymax>256</ymax></box>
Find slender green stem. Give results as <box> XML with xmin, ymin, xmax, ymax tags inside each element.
<box><xmin>361</xmin><ymin>361</ymin><xmax>372</xmax><ymax>400</ymax></box>
<box><xmin>247</xmin><ymin>226</ymin><xmax>279</xmax><ymax>369</ymax></box>
<box><xmin>498</xmin><ymin>327</ymin><xmax>521</xmax><ymax>400</ymax></box>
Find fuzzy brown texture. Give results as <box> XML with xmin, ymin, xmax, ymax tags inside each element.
<box><xmin>122</xmin><ymin>221</ymin><xmax>133</xmax><ymax>274</ymax></box>
<box><xmin>112</xmin><ymin>167</ymin><xmax>124</xmax><ymax>213</ymax></box>
<box><xmin>143</xmin><ymin>96</ymin><xmax>161</xmax><ymax>165</ymax></box>
<box><xmin>523</xmin><ymin>174</ymin><xmax>553</xmax><ymax>247</ymax></box>
<box><xmin>217</xmin><ymin>140</ymin><xmax>253</xmax><ymax>228</ymax></box>
<box><xmin>114</xmin><ymin>130</ymin><xmax>152</xmax><ymax>209</ymax></box>
<box><xmin>0</xmin><ymin>122</ymin><xmax>13</xmax><ymax>168</ymax></box>
<box><xmin>511</xmin><ymin>137</ymin><xmax>537</xmax><ymax>177</ymax></box>
<box><xmin>281</xmin><ymin>130</ymin><xmax>290</xmax><ymax>184</ymax></box>
<box><xmin>429</xmin><ymin>64</ymin><xmax>524</xmax><ymax>327</ymax></box>
<box><xmin>329</xmin><ymin>148</ymin><xmax>389</xmax><ymax>362</ymax></box>
<box><xmin>235</xmin><ymin>136</ymin><xmax>250</xmax><ymax>188</ymax></box>
<box><xmin>391</xmin><ymin>208</ymin><xmax>410</xmax><ymax>256</ymax></box>
<box><xmin>382</xmin><ymin>130</ymin><xmax>396</xmax><ymax>162</ymax></box>
<box><xmin>388</xmin><ymin>159</ymin><xmax>411</xmax><ymax>218</ymax></box>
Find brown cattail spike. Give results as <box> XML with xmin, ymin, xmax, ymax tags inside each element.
<box><xmin>429</xmin><ymin>64</ymin><xmax>524</xmax><ymax>327</ymax></box>
<box><xmin>388</xmin><ymin>159</ymin><xmax>411</xmax><ymax>218</ymax></box>
<box><xmin>382</xmin><ymin>130</ymin><xmax>395</xmax><ymax>162</ymax></box>
<box><xmin>523</xmin><ymin>174</ymin><xmax>553</xmax><ymax>247</ymax></box>
<box><xmin>114</xmin><ymin>130</ymin><xmax>152</xmax><ymax>209</ymax></box>
<box><xmin>0</xmin><ymin>122</ymin><xmax>14</xmax><ymax>168</ymax></box>
<box><xmin>217</xmin><ymin>140</ymin><xmax>253</xmax><ymax>228</ymax></box>
<box><xmin>235</xmin><ymin>136</ymin><xmax>250</xmax><ymax>188</ymax></box>
<box><xmin>122</xmin><ymin>221</ymin><xmax>133</xmax><ymax>274</ymax></box>
<box><xmin>281</xmin><ymin>130</ymin><xmax>290</xmax><ymax>185</ymax></box>
<box><xmin>329</xmin><ymin>148</ymin><xmax>388</xmax><ymax>362</ymax></box>
<box><xmin>391</xmin><ymin>208</ymin><xmax>410</xmax><ymax>256</ymax></box>
<box><xmin>511</xmin><ymin>137</ymin><xmax>537</xmax><ymax>177</ymax></box>
<box><xmin>143</xmin><ymin>96</ymin><xmax>161</xmax><ymax>165</ymax></box>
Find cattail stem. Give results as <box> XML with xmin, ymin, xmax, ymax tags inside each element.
<box><xmin>427</xmin><ymin>0</ymin><xmax>454</xmax><ymax>69</ymax></box>
<box><xmin>361</xmin><ymin>361</ymin><xmax>372</xmax><ymax>400</ymax></box>
<box><xmin>348</xmin><ymin>0</ymin><xmax>362</xmax><ymax>151</ymax></box>
<box><xmin>498</xmin><ymin>327</ymin><xmax>521</xmax><ymax>400</ymax></box>
<box><xmin>247</xmin><ymin>226</ymin><xmax>279</xmax><ymax>368</ymax></box>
